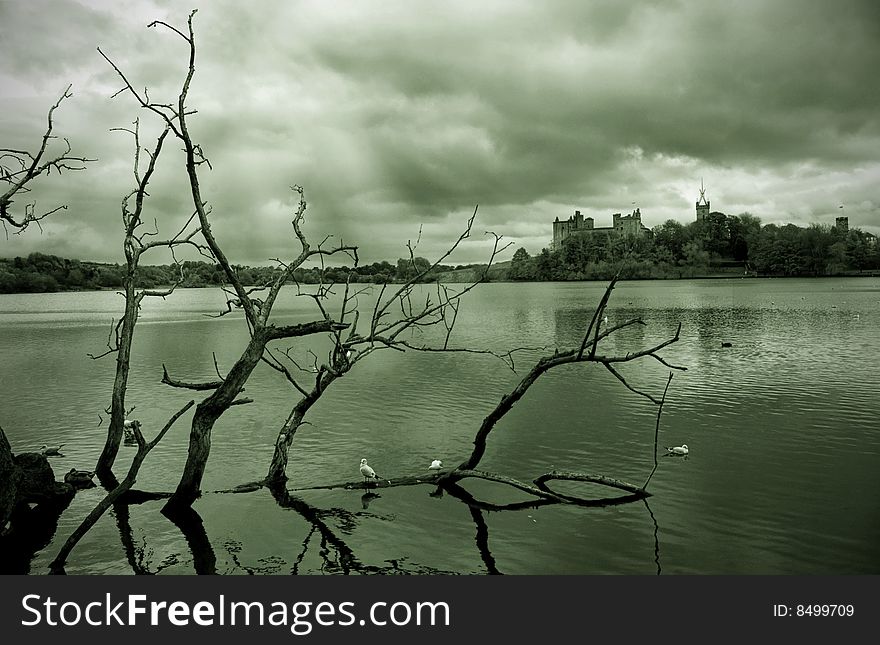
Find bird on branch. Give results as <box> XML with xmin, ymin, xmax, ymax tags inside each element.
<box><xmin>359</xmin><ymin>458</ymin><xmax>381</xmax><ymax>487</ymax></box>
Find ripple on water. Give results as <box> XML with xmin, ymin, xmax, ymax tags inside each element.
<box><xmin>3</xmin><ymin>279</ymin><xmax>880</xmax><ymax>574</ymax></box>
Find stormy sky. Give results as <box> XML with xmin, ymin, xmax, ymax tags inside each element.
<box><xmin>1</xmin><ymin>0</ymin><xmax>878</xmax><ymax>265</ymax></box>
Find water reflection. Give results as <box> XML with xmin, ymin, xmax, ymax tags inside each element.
<box><xmin>0</xmin><ymin>495</ymin><xmax>72</xmax><ymax>574</ymax></box>
<box><xmin>112</xmin><ymin>499</ymin><xmax>152</xmax><ymax>575</ymax></box>
<box><xmin>266</xmin><ymin>484</ymin><xmax>456</xmax><ymax>575</ymax></box>
<box><xmin>643</xmin><ymin>498</ymin><xmax>661</xmax><ymax>576</ymax></box>
<box><xmin>467</xmin><ymin>505</ymin><xmax>501</xmax><ymax>575</ymax></box>
<box><xmin>360</xmin><ymin>492</ymin><xmax>381</xmax><ymax>510</ymax></box>
<box><xmin>162</xmin><ymin>506</ymin><xmax>217</xmax><ymax>575</ymax></box>
<box><xmin>18</xmin><ymin>470</ymin><xmax>665</xmax><ymax>576</ymax></box>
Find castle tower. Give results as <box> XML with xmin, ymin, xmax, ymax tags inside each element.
<box><xmin>696</xmin><ymin>179</ymin><xmax>710</xmax><ymax>222</ymax></box>
<box><xmin>836</xmin><ymin>216</ymin><xmax>849</xmax><ymax>234</ymax></box>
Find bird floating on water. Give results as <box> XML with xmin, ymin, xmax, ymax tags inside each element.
<box><xmin>721</xmin><ymin>342</ymin><xmax>733</xmax><ymax>348</ymax></box>
<box><xmin>360</xmin><ymin>458</ymin><xmax>380</xmax><ymax>487</ymax></box>
<box><xmin>665</xmin><ymin>444</ymin><xmax>689</xmax><ymax>456</ymax></box>
<box><xmin>64</xmin><ymin>468</ymin><xmax>96</xmax><ymax>488</ymax></box>
<box><xmin>429</xmin><ymin>459</ymin><xmax>443</xmax><ymax>471</ymax></box>
<box><xmin>40</xmin><ymin>444</ymin><xmax>64</xmax><ymax>457</ymax></box>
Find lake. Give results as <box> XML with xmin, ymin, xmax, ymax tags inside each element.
<box><xmin>1</xmin><ymin>278</ymin><xmax>879</xmax><ymax>574</ymax></box>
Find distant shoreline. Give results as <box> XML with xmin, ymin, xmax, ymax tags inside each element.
<box><xmin>2</xmin><ymin>271</ymin><xmax>878</xmax><ymax>296</ymax></box>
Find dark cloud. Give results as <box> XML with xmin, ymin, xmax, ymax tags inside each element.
<box><xmin>1</xmin><ymin>0</ymin><xmax>877</xmax><ymax>265</ymax></box>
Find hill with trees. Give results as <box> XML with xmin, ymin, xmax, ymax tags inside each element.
<box><xmin>508</xmin><ymin>212</ymin><xmax>879</xmax><ymax>281</ymax></box>
<box><xmin>0</xmin><ymin>252</ymin><xmax>481</xmax><ymax>293</ymax></box>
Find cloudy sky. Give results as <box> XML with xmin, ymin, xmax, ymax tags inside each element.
<box><xmin>1</xmin><ymin>0</ymin><xmax>878</xmax><ymax>265</ymax></box>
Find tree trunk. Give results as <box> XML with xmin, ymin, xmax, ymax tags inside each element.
<box><xmin>164</xmin><ymin>331</ymin><xmax>269</xmax><ymax>512</ymax></box>
<box><xmin>95</xmin><ymin>285</ymin><xmax>140</xmax><ymax>482</ymax></box>
<box><xmin>51</xmin><ymin>400</ymin><xmax>192</xmax><ymax>573</ymax></box>
<box><xmin>266</xmin><ymin>386</ymin><xmax>326</xmax><ymax>484</ymax></box>
<box><xmin>458</xmin><ymin>359</ymin><xmax>553</xmax><ymax>471</ymax></box>
<box><xmin>0</xmin><ymin>426</ymin><xmax>18</xmax><ymax>533</ymax></box>
<box><xmin>52</xmin><ymin>445</ymin><xmax>148</xmax><ymax>573</ymax></box>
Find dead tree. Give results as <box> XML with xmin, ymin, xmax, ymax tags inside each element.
<box><xmin>49</xmin><ymin>400</ymin><xmax>194</xmax><ymax>574</ymax></box>
<box><xmin>294</xmin><ymin>277</ymin><xmax>685</xmax><ymax>507</ymax></box>
<box><xmin>90</xmin><ymin>119</ymin><xmax>208</xmax><ymax>483</ymax></box>
<box><xmin>1</xmin><ymin>85</ymin><xmax>95</xmax><ymax>237</ymax></box>
<box><xmin>437</xmin><ymin>276</ymin><xmax>683</xmax><ymax>504</ymax></box>
<box><xmin>262</xmin><ymin>207</ymin><xmax>514</xmax><ymax>484</ymax></box>
<box><xmin>100</xmin><ymin>11</ymin><xmax>357</xmax><ymax>511</ymax></box>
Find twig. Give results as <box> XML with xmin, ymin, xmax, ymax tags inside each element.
<box><xmin>642</xmin><ymin>372</ymin><xmax>674</xmax><ymax>491</ymax></box>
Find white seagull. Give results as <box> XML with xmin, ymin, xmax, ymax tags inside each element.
<box><xmin>40</xmin><ymin>444</ymin><xmax>64</xmax><ymax>456</ymax></box>
<box><xmin>429</xmin><ymin>459</ymin><xmax>443</xmax><ymax>471</ymax></box>
<box><xmin>665</xmin><ymin>444</ymin><xmax>689</xmax><ymax>456</ymax></box>
<box><xmin>359</xmin><ymin>458</ymin><xmax>380</xmax><ymax>486</ymax></box>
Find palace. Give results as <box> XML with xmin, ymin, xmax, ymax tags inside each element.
<box><xmin>553</xmin><ymin>184</ymin><xmax>713</xmax><ymax>250</ymax></box>
<box><xmin>552</xmin><ymin>208</ymin><xmax>650</xmax><ymax>250</ymax></box>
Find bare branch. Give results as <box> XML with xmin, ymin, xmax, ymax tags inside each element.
<box><xmin>230</xmin><ymin>397</ymin><xmax>254</xmax><ymax>407</ymax></box>
<box><xmin>577</xmin><ymin>274</ymin><xmax>618</xmax><ymax>360</ymax></box>
<box><xmin>211</xmin><ymin>352</ymin><xmax>226</xmax><ymax>381</ymax></box>
<box><xmin>1</xmin><ymin>85</ymin><xmax>95</xmax><ymax>234</ymax></box>
<box><xmin>602</xmin><ymin>362</ymin><xmax>661</xmax><ymax>404</ymax></box>
<box><xmin>642</xmin><ymin>372</ymin><xmax>674</xmax><ymax>491</ymax></box>
<box><xmin>87</xmin><ymin>317</ymin><xmax>123</xmax><ymax>360</ymax></box>
<box><xmin>50</xmin><ymin>399</ymin><xmax>194</xmax><ymax>573</ymax></box>
<box><xmin>261</xmin><ymin>350</ymin><xmax>309</xmax><ymax>398</ymax></box>
<box><xmin>161</xmin><ymin>364</ymin><xmax>224</xmax><ymax>391</ymax></box>
<box><xmin>453</xmin><ymin>281</ymin><xmax>684</xmax><ymax>472</ymax></box>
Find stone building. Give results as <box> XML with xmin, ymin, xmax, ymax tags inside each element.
<box><xmin>835</xmin><ymin>216</ymin><xmax>849</xmax><ymax>234</ymax></box>
<box><xmin>552</xmin><ymin>208</ymin><xmax>650</xmax><ymax>250</ymax></box>
<box><xmin>696</xmin><ymin>181</ymin><xmax>710</xmax><ymax>222</ymax></box>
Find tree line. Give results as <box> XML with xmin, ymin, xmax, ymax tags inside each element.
<box><xmin>3</xmin><ymin>212</ymin><xmax>877</xmax><ymax>295</ymax></box>
<box><xmin>508</xmin><ymin>212</ymin><xmax>879</xmax><ymax>281</ymax></box>
<box><xmin>0</xmin><ymin>253</ymin><xmax>488</xmax><ymax>294</ymax></box>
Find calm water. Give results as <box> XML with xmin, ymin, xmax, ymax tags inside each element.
<box><xmin>1</xmin><ymin>278</ymin><xmax>879</xmax><ymax>574</ymax></box>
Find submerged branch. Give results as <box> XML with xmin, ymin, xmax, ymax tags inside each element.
<box><xmin>49</xmin><ymin>400</ymin><xmax>195</xmax><ymax>573</ymax></box>
<box><xmin>161</xmin><ymin>364</ymin><xmax>224</xmax><ymax>390</ymax></box>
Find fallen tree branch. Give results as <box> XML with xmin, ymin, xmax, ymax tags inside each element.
<box><xmin>49</xmin><ymin>400</ymin><xmax>194</xmax><ymax>573</ymax></box>
<box><xmin>533</xmin><ymin>471</ymin><xmax>649</xmax><ymax>498</ymax></box>
<box><xmin>161</xmin><ymin>364</ymin><xmax>224</xmax><ymax>390</ymax></box>
<box><xmin>642</xmin><ymin>372</ymin><xmax>674</xmax><ymax>491</ymax></box>
<box><xmin>286</xmin><ymin>466</ymin><xmax>649</xmax><ymax>506</ymax></box>
<box><xmin>455</xmin><ymin>281</ymin><xmax>684</xmax><ymax>472</ymax></box>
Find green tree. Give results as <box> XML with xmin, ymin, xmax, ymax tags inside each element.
<box><xmin>508</xmin><ymin>247</ymin><xmax>534</xmax><ymax>280</ymax></box>
<box><xmin>653</xmin><ymin>220</ymin><xmax>686</xmax><ymax>262</ymax></box>
<box><xmin>396</xmin><ymin>256</ymin><xmax>431</xmax><ymax>281</ymax></box>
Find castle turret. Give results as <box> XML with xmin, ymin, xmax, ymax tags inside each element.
<box><xmin>696</xmin><ymin>180</ymin><xmax>710</xmax><ymax>222</ymax></box>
